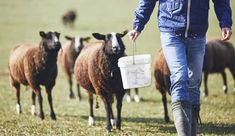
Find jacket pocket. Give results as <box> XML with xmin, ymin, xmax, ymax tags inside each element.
<box><xmin>166</xmin><ymin>0</ymin><xmax>182</xmax><ymax>15</ymax></box>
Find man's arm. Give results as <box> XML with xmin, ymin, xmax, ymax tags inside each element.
<box><xmin>212</xmin><ymin>0</ymin><xmax>233</xmax><ymax>41</ymax></box>
<box><xmin>133</xmin><ymin>0</ymin><xmax>157</xmax><ymax>32</ymax></box>
<box><xmin>130</xmin><ymin>0</ymin><xmax>157</xmax><ymax>42</ymax></box>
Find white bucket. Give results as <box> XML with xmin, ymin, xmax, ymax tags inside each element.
<box><xmin>118</xmin><ymin>54</ymin><xmax>152</xmax><ymax>89</ymax></box>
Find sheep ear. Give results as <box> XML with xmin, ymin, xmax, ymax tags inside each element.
<box><xmin>82</xmin><ymin>37</ymin><xmax>91</xmax><ymax>42</ymax></box>
<box><xmin>55</xmin><ymin>32</ymin><xmax>60</xmax><ymax>38</ymax></box>
<box><xmin>117</xmin><ymin>29</ymin><xmax>129</xmax><ymax>38</ymax></box>
<box><xmin>65</xmin><ymin>36</ymin><xmax>73</xmax><ymax>41</ymax></box>
<box><xmin>92</xmin><ymin>33</ymin><xmax>105</xmax><ymax>40</ymax></box>
<box><xmin>39</xmin><ymin>31</ymin><xmax>46</xmax><ymax>38</ymax></box>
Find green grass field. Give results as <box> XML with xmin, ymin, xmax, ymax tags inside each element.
<box><xmin>0</xmin><ymin>0</ymin><xmax>235</xmax><ymax>135</ymax></box>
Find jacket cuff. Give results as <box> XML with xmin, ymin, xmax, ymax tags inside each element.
<box><xmin>133</xmin><ymin>24</ymin><xmax>144</xmax><ymax>33</ymax></box>
<box><xmin>220</xmin><ymin>21</ymin><xmax>232</xmax><ymax>30</ymax></box>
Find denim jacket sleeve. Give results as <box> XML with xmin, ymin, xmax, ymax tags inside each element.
<box><xmin>212</xmin><ymin>0</ymin><xmax>233</xmax><ymax>29</ymax></box>
<box><xmin>133</xmin><ymin>0</ymin><xmax>157</xmax><ymax>32</ymax></box>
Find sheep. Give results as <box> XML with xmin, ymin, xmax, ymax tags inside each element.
<box><xmin>125</xmin><ymin>88</ymin><xmax>140</xmax><ymax>103</ymax></box>
<box><xmin>153</xmin><ymin>49</ymin><xmax>171</xmax><ymax>123</ymax></box>
<box><xmin>154</xmin><ymin>39</ymin><xmax>235</xmax><ymax>122</ymax></box>
<box><xmin>74</xmin><ymin>30</ymin><xmax>128</xmax><ymax>132</ymax></box>
<box><xmin>8</xmin><ymin>31</ymin><xmax>61</xmax><ymax>120</ymax></box>
<box><xmin>58</xmin><ymin>35</ymin><xmax>91</xmax><ymax>100</ymax></box>
<box><xmin>62</xmin><ymin>10</ymin><xmax>77</xmax><ymax>27</ymax></box>
<box><xmin>203</xmin><ymin>39</ymin><xmax>235</xmax><ymax>96</ymax></box>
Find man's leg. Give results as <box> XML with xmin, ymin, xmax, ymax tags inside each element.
<box><xmin>161</xmin><ymin>32</ymin><xmax>191</xmax><ymax>136</ymax></box>
<box><xmin>186</xmin><ymin>36</ymin><xmax>206</xmax><ymax>136</ymax></box>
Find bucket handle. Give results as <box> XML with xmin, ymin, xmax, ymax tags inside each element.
<box><xmin>132</xmin><ymin>41</ymin><xmax>136</xmax><ymax>64</ymax></box>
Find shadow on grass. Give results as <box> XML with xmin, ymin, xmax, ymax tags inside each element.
<box><xmin>80</xmin><ymin>115</ymin><xmax>235</xmax><ymax>135</ymax></box>
<box><xmin>198</xmin><ymin>122</ymin><xmax>235</xmax><ymax>135</ymax></box>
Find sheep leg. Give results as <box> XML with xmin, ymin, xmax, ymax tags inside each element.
<box><xmin>46</xmin><ymin>86</ymin><xmax>56</xmax><ymax>120</ymax></box>
<box><xmin>204</xmin><ymin>72</ymin><xmax>209</xmax><ymax>96</ymax></box>
<box><xmin>110</xmin><ymin>102</ymin><xmax>115</xmax><ymax>127</ymax></box>
<box><xmin>68</xmin><ymin>74</ymin><xmax>75</xmax><ymax>99</ymax></box>
<box><xmin>229</xmin><ymin>67</ymin><xmax>235</xmax><ymax>93</ymax></box>
<box><xmin>37</xmin><ymin>89</ymin><xmax>44</xmax><ymax>120</ymax></box>
<box><xmin>31</xmin><ymin>92</ymin><xmax>36</xmax><ymax>115</ymax></box>
<box><xmin>162</xmin><ymin>93</ymin><xmax>170</xmax><ymax>123</ymax></box>
<box><xmin>134</xmin><ymin>88</ymin><xmax>140</xmax><ymax>103</ymax></box>
<box><xmin>77</xmin><ymin>84</ymin><xmax>82</xmax><ymax>101</ymax></box>
<box><xmin>221</xmin><ymin>71</ymin><xmax>228</xmax><ymax>94</ymax></box>
<box><xmin>88</xmin><ymin>93</ymin><xmax>95</xmax><ymax>126</ymax></box>
<box><xmin>116</xmin><ymin>92</ymin><xmax>125</xmax><ymax>130</ymax></box>
<box><xmin>101</xmin><ymin>94</ymin><xmax>113</xmax><ymax>132</ymax></box>
<box><xmin>14</xmin><ymin>83</ymin><xmax>22</xmax><ymax>114</ymax></box>
<box><xmin>125</xmin><ymin>89</ymin><xmax>131</xmax><ymax>103</ymax></box>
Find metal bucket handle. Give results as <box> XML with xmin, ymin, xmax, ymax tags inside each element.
<box><xmin>132</xmin><ymin>41</ymin><xmax>137</xmax><ymax>64</ymax></box>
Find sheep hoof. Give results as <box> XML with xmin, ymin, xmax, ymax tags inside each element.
<box><xmin>223</xmin><ymin>86</ymin><xmax>228</xmax><ymax>94</ymax></box>
<box><xmin>39</xmin><ymin>112</ymin><xmax>45</xmax><ymax>120</ymax></box>
<box><xmin>125</xmin><ymin>95</ymin><xmax>131</xmax><ymax>103</ymax></box>
<box><xmin>106</xmin><ymin>127</ymin><xmax>112</xmax><ymax>133</ymax></box>
<box><xmin>134</xmin><ymin>95</ymin><xmax>140</xmax><ymax>103</ymax></box>
<box><xmin>165</xmin><ymin>116</ymin><xmax>170</xmax><ymax>123</ymax></box>
<box><xmin>16</xmin><ymin>104</ymin><xmax>22</xmax><ymax>114</ymax></box>
<box><xmin>88</xmin><ymin>116</ymin><xmax>95</xmax><ymax>126</ymax></box>
<box><xmin>31</xmin><ymin>105</ymin><xmax>36</xmax><ymax>116</ymax></box>
<box><xmin>203</xmin><ymin>93</ymin><xmax>208</xmax><ymax>97</ymax></box>
<box><xmin>69</xmin><ymin>93</ymin><xmax>75</xmax><ymax>99</ymax></box>
<box><xmin>110</xmin><ymin>119</ymin><xmax>115</xmax><ymax>126</ymax></box>
<box><xmin>116</xmin><ymin>126</ymin><xmax>121</xmax><ymax>130</ymax></box>
<box><xmin>50</xmin><ymin>112</ymin><xmax>56</xmax><ymax>120</ymax></box>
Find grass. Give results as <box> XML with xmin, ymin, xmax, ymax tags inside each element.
<box><xmin>0</xmin><ymin>0</ymin><xmax>235</xmax><ymax>135</ymax></box>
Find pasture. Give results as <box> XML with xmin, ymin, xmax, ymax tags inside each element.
<box><xmin>0</xmin><ymin>0</ymin><xmax>235</xmax><ymax>135</ymax></box>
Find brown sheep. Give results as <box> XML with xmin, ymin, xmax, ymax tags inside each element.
<box><xmin>154</xmin><ymin>49</ymin><xmax>171</xmax><ymax>123</ymax></box>
<box><xmin>58</xmin><ymin>35</ymin><xmax>90</xmax><ymax>100</ymax></box>
<box><xmin>203</xmin><ymin>39</ymin><xmax>235</xmax><ymax>96</ymax></box>
<box><xmin>74</xmin><ymin>30</ymin><xmax>128</xmax><ymax>132</ymax></box>
<box><xmin>9</xmin><ymin>31</ymin><xmax>61</xmax><ymax>120</ymax></box>
<box><xmin>62</xmin><ymin>10</ymin><xmax>77</xmax><ymax>27</ymax></box>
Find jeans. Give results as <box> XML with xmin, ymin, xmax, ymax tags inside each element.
<box><xmin>160</xmin><ymin>32</ymin><xmax>206</xmax><ymax>105</ymax></box>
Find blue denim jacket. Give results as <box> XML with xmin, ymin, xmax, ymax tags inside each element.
<box><xmin>133</xmin><ymin>0</ymin><xmax>232</xmax><ymax>37</ymax></box>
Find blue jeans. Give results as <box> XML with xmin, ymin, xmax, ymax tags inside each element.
<box><xmin>160</xmin><ymin>32</ymin><xmax>206</xmax><ymax>105</ymax></box>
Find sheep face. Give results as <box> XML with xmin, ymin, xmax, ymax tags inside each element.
<box><xmin>92</xmin><ymin>30</ymin><xmax>128</xmax><ymax>55</ymax></box>
<box><xmin>40</xmin><ymin>31</ymin><xmax>61</xmax><ymax>51</ymax></box>
<box><xmin>65</xmin><ymin>36</ymin><xmax>91</xmax><ymax>53</ymax></box>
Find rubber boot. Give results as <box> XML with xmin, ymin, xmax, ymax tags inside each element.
<box><xmin>191</xmin><ymin>104</ymin><xmax>200</xmax><ymax>136</ymax></box>
<box><xmin>172</xmin><ymin>101</ymin><xmax>192</xmax><ymax>136</ymax></box>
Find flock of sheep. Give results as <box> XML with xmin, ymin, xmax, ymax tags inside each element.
<box><xmin>8</xmin><ymin>10</ymin><xmax>235</xmax><ymax>132</ymax></box>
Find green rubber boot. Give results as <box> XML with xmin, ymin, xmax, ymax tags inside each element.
<box><xmin>191</xmin><ymin>105</ymin><xmax>200</xmax><ymax>136</ymax></box>
<box><xmin>172</xmin><ymin>101</ymin><xmax>192</xmax><ymax>136</ymax></box>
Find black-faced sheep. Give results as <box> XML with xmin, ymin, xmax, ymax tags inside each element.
<box><xmin>203</xmin><ymin>39</ymin><xmax>235</xmax><ymax>96</ymax></box>
<box><xmin>154</xmin><ymin>49</ymin><xmax>171</xmax><ymax>123</ymax></box>
<box><xmin>58</xmin><ymin>35</ymin><xmax>90</xmax><ymax>100</ymax></box>
<box><xmin>9</xmin><ymin>31</ymin><xmax>61</xmax><ymax>120</ymax></box>
<box><xmin>62</xmin><ymin>10</ymin><xmax>77</xmax><ymax>27</ymax></box>
<box><xmin>74</xmin><ymin>30</ymin><xmax>128</xmax><ymax>132</ymax></box>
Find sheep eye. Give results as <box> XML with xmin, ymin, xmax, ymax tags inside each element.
<box><xmin>106</xmin><ymin>34</ymin><xmax>112</xmax><ymax>40</ymax></box>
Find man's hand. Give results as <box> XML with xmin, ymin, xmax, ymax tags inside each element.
<box><xmin>221</xmin><ymin>27</ymin><xmax>232</xmax><ymax>41</ymax></box>
<box><xmin>128</xmin><ymin>30</ymin><xmax>141</xmax><ymax>42</ymax></box>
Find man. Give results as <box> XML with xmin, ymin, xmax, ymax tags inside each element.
<box><xmin>129</xmin><ymin>0</ymin><xmax>232</xmax><ymax>135</ymax></box>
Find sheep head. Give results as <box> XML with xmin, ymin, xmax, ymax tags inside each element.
<box><xmin>92</xmin><ymin>30</ymin><xmax>128</xmax><ymax>55</ymax></box>
<box><xmin>39</xmin><ymin>31</ymin><xmax>61</xmax><ymax>52</ymax></box>
<box><xmin>65</xmin><ymin>35</ymin><xmax>91</xmax><ymax>53</ymax></box>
